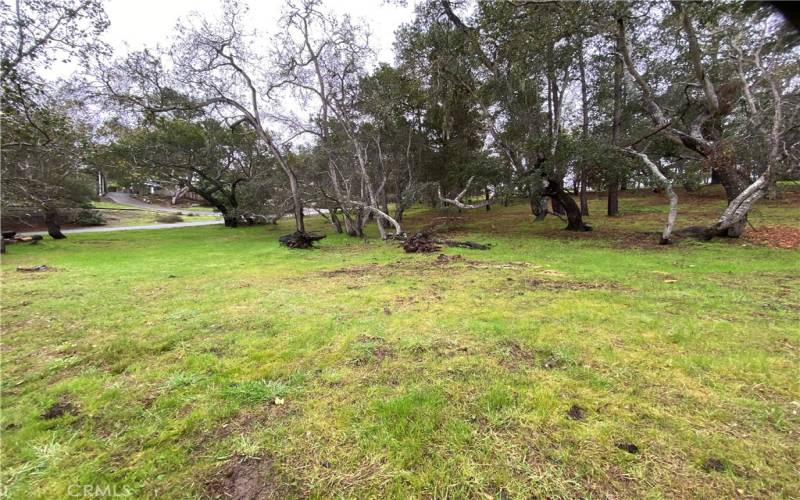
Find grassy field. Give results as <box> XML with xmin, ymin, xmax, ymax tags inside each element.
<box><xmin>94</xmin><ymin>209</ymin><xmax>221</xmax><ymax>227</ymax></box>
<box><xmin>2</xmin><ymin>186</ymin><xmax>799</xmax><ymax>498</ymax></box>
<box><xmin>87</xmin><ymin>201</ymin><xmax>221</xmax><ymax>228</ymax></box>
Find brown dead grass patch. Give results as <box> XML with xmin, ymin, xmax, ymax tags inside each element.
<box><xmin>742</xmin><ymin>225</ymin><xmax>800</xmax><ymax>249</ymax></box>
<box><xmin>521</xmin><ymin>277</ymin><xmax>626</xmax><ymax>291</ymax></box>
<box><xmin>319</xmin><ymin>254</ymin><xmax>534</xmax><ymax>280</ymax></box>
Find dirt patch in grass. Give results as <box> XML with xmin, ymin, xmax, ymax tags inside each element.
<box><xmin>521</xmin><ymin>277</ymin><xmax>625</xmax><ymax>291</ymax></box>
<box><xmin>349</xmin><ymin>335</ymin><xmax>394</xmax><ymax>366</ymax></box>
<box><xmin>496</xmin><ymin>340</ymin><xmax>569</xmax><ymax>370</ymax></box>
<box><xmin>206</xmin><ymin>454</ymin><xmax>294</xmax><ymax>500</ymax></box>
<box><xmin>742</xmin><ymin>225</ymin><xmax>800</xmax><ymax>249</ymax></box>
<box><xmin>320</xmin><ymin>264</ymin><xmax>380</xmax><ymax>277</ymax></box>
<box><xmin>567</xmin><ymin>404</ymin><xmax>586</xmax><ymax>420</ymax></box>
<box><xmin>702</xmin><ymin>457</ymin><xmax>727</xmax><ymax>472</ymax></box>
<box><xmin>196</xmin><ymin>405</ymin><xmax>290</xmax><ymax>456</ymax></box>
<box><xmin>615</xmin><ymin>442</ymin><xmax>639</xmax><ymax>454</ymax></box>
<box><xmin>41</xmin><ymin>398</ymin><xmax>78</xmax><ymax>419</ymax></box>
<box><xmin>431</xmin><ymin>339</ymin><xmax>470</xmax><ymax>357</ymax></box>
<box><xmin>320</xmin><ymin>254</ymin><xmax>532</xmax><ymax>276</ymax></box>
<box><xmin>318</xmin><ymin>257</ymin><xmax>538</xmax><ymax>293</ymax></box>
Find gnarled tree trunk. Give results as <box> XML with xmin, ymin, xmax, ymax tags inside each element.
<box><xmin>44</xmin><ymin>207</ymin><xmax>66</xmax><ymax>239</ymax></box>
<box><xmin>544</xmin><ymin>179</ymin><xmax>591</xmax><ymax>231</ymax></box>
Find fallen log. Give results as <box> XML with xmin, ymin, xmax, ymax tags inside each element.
<box><xmin>2</xmin><ymin>234</ymin><xmax>43</xmax><ymax>253</ymax></box>
<box><xmin>401</xmin><ymin>232</ymin><xmax>490</xmax><ymax>253</ymax></box>
<box><xmin>438</xmin><ymin>239</ymin><xmax>490</xmax><ymax>250</ymax></box>
<box><xmin>16</xmin><ymin>265</ymin><xmax>50</xmax><ymax>272</ymax></box>
<box><xmin>279</xmin><ymin>231</ymin><xmax>326</xmax><ymax>249</ymax></box>
<box><xmin>15</xmin><ymin>236</ymin><xmax>43</xmax><ymax>243</ymax></box>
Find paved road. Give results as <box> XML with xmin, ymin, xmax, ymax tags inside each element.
<box><xmin>20</xmin><ymin>219</ymin><xmax>224</xmax><ymax>236</ymax></box>
<box><xmin>105</xmin><ymin>192</ymin><xmax>220</xmax><ymax>216</ymax></box>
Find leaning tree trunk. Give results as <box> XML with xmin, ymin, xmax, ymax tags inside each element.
<box><xmin>710</xmin><ymin>174</ymin><xmax>769</xmax><ymax>236</ymax></box>
<box><xmin>550</xmin><ymin>178</ymin><xmax>567</xmax><ymax>215</ymax></box>
<box><xmin>44</xmin><ymin>207</ymin><xmax>66</xmax><ymax>239</ymax></box>
<box><xmin>624</xmin><ymin>149</ymin><xmax>678</xmax><ymax>244</ymax></box>
<box><xmin>329</xmin><ymin>207</ymin><xmax>343</xmax><ymax>234</ymax></box>
<box><xmin>710</xmin><ymin>152</ymin><xmax>750</xmax><ymax>237</ymax></box>
<box><xmin>544</xmin><ymin>179</ymin><xmax>591</xmax><ymax>231</ymax></box>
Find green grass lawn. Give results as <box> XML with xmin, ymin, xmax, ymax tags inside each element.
<box><xmin>86</xmin><ymin>204</ymin><xmax>221</xmax><ymax>228</ymax></box>
<box><xmin>2</xmin><ymin>188</ymin><xmax>799</xmax><ymax>498</ymax></box>
<box><xmin>105</xmin><ymin>211</ymin><xmax>221</xmax><ymax>227</ymax></box>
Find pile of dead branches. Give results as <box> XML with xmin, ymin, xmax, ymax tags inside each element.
<box><xmin>402</xmin><ymin>233</ymin><xmax>442</xmax><ymax>253</ymax></box>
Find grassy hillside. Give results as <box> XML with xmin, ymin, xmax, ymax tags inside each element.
<box><xmin>2</xmin><ymin>186</ymin><xmax>798</xmax><ymax>498</ymax></box>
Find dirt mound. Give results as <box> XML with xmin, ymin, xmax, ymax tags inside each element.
<box><xmin>207</xmin><ymin>454</ymin><xmax>293</xmax><ymax>500</ymax></box>
<box><xmin>743</xmin><ymin>225</ymin><xmax>800</xmax><ymax>249</ymax></box>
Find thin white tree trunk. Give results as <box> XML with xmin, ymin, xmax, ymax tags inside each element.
<box><xmin>624</xmin><ymin>149</ymin><xmax>678</xmax><ymax>244</ymax></box>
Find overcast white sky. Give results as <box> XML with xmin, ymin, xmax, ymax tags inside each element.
<box><xmin>102</xmin><ymin>0</ymin><xmax>416</xmax><ymax>67</ymax></box>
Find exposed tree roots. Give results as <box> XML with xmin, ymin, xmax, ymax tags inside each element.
<box><xmin>278</xmin><ymin>231</ymin><xmax>326</xmax><ymax>249</ymax></box>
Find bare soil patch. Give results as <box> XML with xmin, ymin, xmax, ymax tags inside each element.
<box><xmin>41</xmin><ymin>398</ymin><xmax>78</xmax><ymax>419</ymax></box>
<box><xmin>318</xmin><ymin>255</ymin><xmax>532</xmax><ymax>282</ymax></box>
<box><xmin>496</xmin><ymin>340</ymin><xmax>569</xmax><ymax>370</ymax></box>
<box><xmin>742</xmin><ymin>225</ymin><xmax>800</xmax><ymax>249</ymax></box>
<box><xmin>567</xmin><ymin>404</ymin><xmax>586</xmax><ymax>420</ymax></box>
<box><xmin>702</xmin><ymin>457</ymin><xmax>726</xmax><ymax>472</ymax></box>
<box><xmin>615</xmin><ymin>442</ymin><xmax>639</xmax><ymax>454</ymax></box>
<box><xmin>349</xmin><ymin>335</ymin><xmax>394</xmax><ymax>366</ymax></box>
<box><xmin>204</xmin><ymin>405</ymin><xmax>290</xmax><ymax>449</ymax></box>
<box><xmin>522</xmin><ymin>277</ymin><xmax>624</xmax><ymax>291</ymax></box>
<box><xmin>206</xmin><ymin>454</ymin><xmax>294</xmax><ymax>500</ymax></box>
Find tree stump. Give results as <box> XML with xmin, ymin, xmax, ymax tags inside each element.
<box><xmin>279</xmin><ymin>231</ymin><xmax>326</xmax><ymax>249</ymax></box>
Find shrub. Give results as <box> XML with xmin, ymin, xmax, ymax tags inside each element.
<box><xmin>75</xmin><ymin>209</ymin><xmax>107</xmax><ymax>226</ymax></box>
<box><xmin>155</xmin><ymin>214</ymin><xmax>183</xmax><ymax>223</ymax></box>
